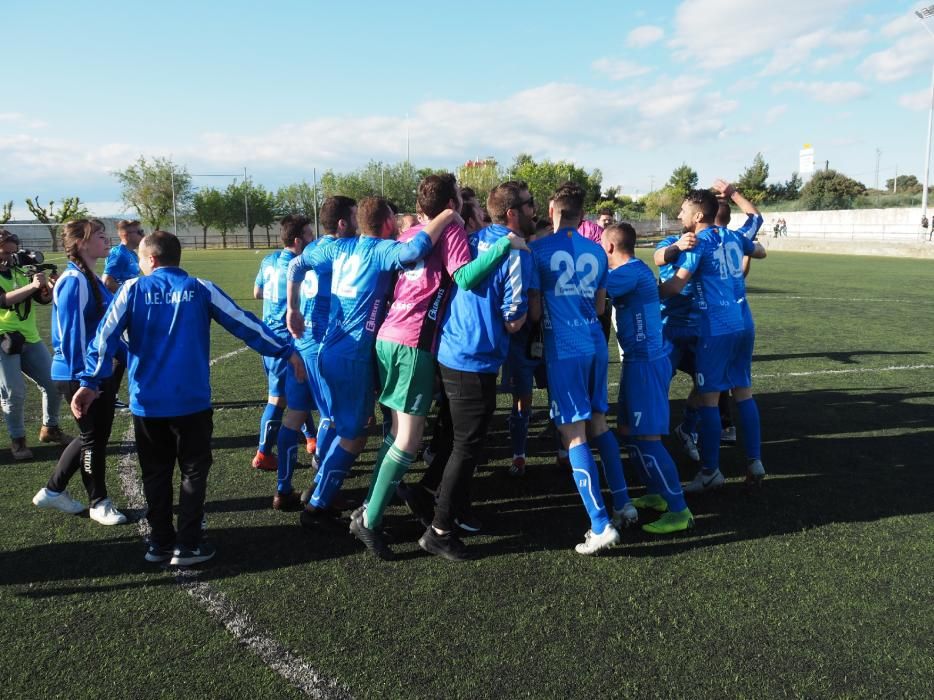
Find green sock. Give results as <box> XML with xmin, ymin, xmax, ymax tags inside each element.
<box><xmin>365</xmin><ymin>434</ymin><xmax>396</xmax><ymax>504</ymax></box>
<box><xmin>365</xmin><ymin>444</ymin><xmax>414</xmax><ymax>529</ymax></box>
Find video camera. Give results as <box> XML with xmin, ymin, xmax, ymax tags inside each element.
<box><xmin>11</xmin><ymin>250</ymin><xmax>58</xmax><ymax>277</ymax></box>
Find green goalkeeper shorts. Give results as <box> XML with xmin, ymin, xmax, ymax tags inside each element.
<box><xmin>376</xmin><ymin>339</ymin><xmax>437</xmax><ymax>417</ymax></box>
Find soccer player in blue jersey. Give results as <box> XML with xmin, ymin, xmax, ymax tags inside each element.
<box><xmin>286</xmin><ymin>197</ymin><xmax>456</xmax><ymax>531</ymax></box>
<box><xmin>101</xmin><ymin>219</ymin><xmax>143</xmax><ymax>292</ymax></box>
<box><xmin>72</xmin><ymin>231</ymin><xmax>303</xmax><ymax>566</ymax></box>
<box><xmin>404</xmin><ymin>181</ymin><xmax>533</xmax><ymax>561</ymax></box>
<box><xmin>713</xmin><ymin>179</ymin><xmax>766</xmax><ymax>479</ymax></box>
<box><xmin>603</xmin><ymin>222</ymin><xmax>693</xmax><ymax>534</ymax></box>
<box><xmin>251</xmin><ymin>215</ymin><xmax>317</xmax><ymax>473</ymax></box>
<box><xmin>654</xmin><ymin>229</ymin><xmax>702</xmax><ymax>461</ymax></box>
<box><xmin>528</xmin><ymin>182</ymin><xmax>634</xmax><ymax>554</ymax></box>
<box><xmin>274</xmin><ymin>198</ymin><xmax>355</xmax><ymax>511</ymax></box>
<box><xmin>659</xmin><ymin>190</ymin><xmax>766</xmax><ymax>493</ymax></box>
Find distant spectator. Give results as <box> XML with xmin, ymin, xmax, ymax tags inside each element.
<box><xmin>597</xmin><ymin>208</ymin><xmax>615</xmax><ymax>229</ymax></box>
<box><xmin>578</xmin><ymin>218</ymin><xmax>604</xmax><ymax>244</ymax></box>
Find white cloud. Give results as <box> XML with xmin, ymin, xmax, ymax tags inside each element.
<box><xmin>764</xmin><ymin>104</ymin><xmax>788</xmax><ymax>124</ymax></box>
<box><xmin>592</xmin><ymin>57</ymin><xmax>652</xmax><ymax>80</ymax></box>
<box><xmin>761</xmin><ymin>29</ymin><xmax>870</xmax><ymax>76</ymax></box>
<box><xmin>899</xmin><ymin>87</ymin><xmax>931</xmax><ymax>110</ymax></box>
<box><xmin>627</xmin><ymin>25</ymin><xmax>664</xmax><ymax>47</ymax></box>
<box><xmin>860</xmin><ymin>16</ymin><xmax>933</xmax><ymax>83</ymax></box>
<box><xmin>670</xmin><ymin>0</ymin><xmax>850</xmax><ymax>69</ymax></box>
<box><xmin>774</xmin><ymin>81</ymin><xmax>868</xmax><ymax>103</ymax></box>
<box><xmin>0</xmin><ymin>112</ymin><xmax>47</xmax><ymax>129</ymax></box>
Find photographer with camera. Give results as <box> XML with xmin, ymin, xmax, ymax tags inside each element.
<box><xmin>0</xmin><ymin>229</ymin><xmax>69</xmax><ymax>460</ymax></box>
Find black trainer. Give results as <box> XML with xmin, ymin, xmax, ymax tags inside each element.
<box><xmin>418</xmin><ymin>526</ymin><xmax>470</xmax><ymax>562</ymax></box>
<box><xmin>144</xmin><ymin>541</ymin><xmax>174</xmax><ymax>563</ymax></box>
<box><xmin>299</xmin><ymin>505</ymin><xmax>345</xmax><ymax>533</ymax></box>
<box><xmin>454</xmin><ymin>508</ymin><xmax>482</xmax><ymax>533</ymax></box>
<box><xmin>349</xmin><ymin>512</ymin><xmax>396</xmax><ymax>561</ymax></box>
<box><xmin>396</xmin><ymin>482</ymin><xmax>435</xmax><ymax>528</ymax></box>
<box><xmin>169</xmin><ymin>542</ymin><xmax>216</xmax><ymax>566</ymax></box>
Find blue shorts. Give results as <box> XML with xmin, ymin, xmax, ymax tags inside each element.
<box><xmin>284</xmin><ymin>348</ymin><xmax>323</xmax><ymax>414</ymax></box>
<box><xmin>547</xmin><ymin>353</ymin><xmax>609</xmax><ymax>426</ymax></box>
<box><xmin>263</xmin><ymin>355</ymin><xmax>289</xmax><ymax>397</ymax></box>
<box><xmin>664</xmin><ymin>325</ymin><xmax>698</xmax><ymax>377</ymax></box>
<box><xmin>617</xmin><ymin>356</ymin><xmax>672</xmax><ymax>436</ymax></box>
<box><xmin>730</xmin><ymin>327</ymin><xmax>754</xmax><ymax>389</ymax></box>
<box><xmin>317</xmin><ymin>352</ymin><xmax>373</xmax><ymax>439</ymax></box>
<box><xmin>695</xmin><ymin>332</ymin><xmax>743</xmax><ymax>393</ymax></box>
<box><xmin>506</xmin><ymin>338</ymin><xmax>540</xmax><ymax>396</ymax></box>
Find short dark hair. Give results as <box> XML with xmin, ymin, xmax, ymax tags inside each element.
<box><xmin>142</xmin><ymin>230</ymin><xmax>181</xmax><ymax>266</ymax></box>
<box><xmin>551</xmin><ymin>181</ymin><xmax>586</xmax><ymax>221</ymax></box>
<box><xmin>716</xmin><ymin>200</ymin><xmax>732</xmax><ymax>226</ymax></box>
<box><xmin>417</xmin><ymin>173</ymin><xmax>458</xmax><ymax>219</ymax></box>
<box><xmin>280</xmin><ymin>214</ymin><xmax>311</xmax><ymax>247</ymax></box>
<box><xmin>487</xmin><ymin>181</ymin><xmax>527</xmax><ymax>224</ymax></box>
<box><xmin>319</xmin><ymin>195</ymin><xmax>356</xmax><ymax>235</ymax></box>
<box><xmin>604</xmin><ymin>222</ymin><xmax>636</xmax><ymax>254</ymax></box>
<box><xmin>684</xmin><ymin>189</ymin><xmax>719</xmax><ymax>223</ymax></box>
<box><xmin>598</xmin><ymin>207</ymin><xmax>614</xmax><ymax>217</ymax></box>
<box><xmin>460</xmin><ymin>186</ymin><xmax>477</xmax><ymax>202</ymax></box>
<box><xmin>357</xmin><ymin>196</ymin><xmax>393</xmax><ymax>235</ymax></box>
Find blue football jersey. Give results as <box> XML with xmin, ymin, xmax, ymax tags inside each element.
<box><xmin>254</xmin><ymin>249</ymin><xmax>296</xmax><ymax>340</ymax></box>
<box><xmin>289</xmin><ymin>233</ymin><xmax>431</xmax><ymax>362</ymax></box>
<box><xmin>528</xmin><ymin>229</ymin><xmax>607</xmax><ymax>362</ymax></box>
<box><xmin>288</xmin><ymin>237</ymin><xmax>335</xmax><ymax>353</ymax></box>
<box><xmin>676</xmin><ymin>226</ymin><xmax>756</xmax><ymax>337</ymax></box>
<box><xmin>102</xmin><ymin>244</ymin><xmax>140</xmax><ymax>286</ymax></box>
<box><xmin>656</xmin><ymin>235</ymin><xmax>700</xmax><ymax>330</ymax></box>
<box><xmin>606</xmin><ymin>258</ymin><xmax>667</xmax><ymax>362</ymax></box>
<box><xmin>437</xmin><ymin>224</ymin><xmax>531</xmax><ymax>374</ymax></box>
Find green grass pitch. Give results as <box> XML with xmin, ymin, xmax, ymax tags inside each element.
<box><xmin>1</xmin><ymin>248</ymin><xmax>932</xmax><ymax>698</ymax></box>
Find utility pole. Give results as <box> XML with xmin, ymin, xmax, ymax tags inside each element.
<box><xmin>875</xmin><ymin>148</ymin><xmax>882</xmax><ymax>190</ymax></box>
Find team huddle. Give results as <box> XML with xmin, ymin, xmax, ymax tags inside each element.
<box><xmin>25</xmin><ymin>172</ymin><xmax>767</xmax><ymax>565</ymax></box>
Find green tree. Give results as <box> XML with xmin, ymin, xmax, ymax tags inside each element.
<box><xmin>457</xmin><ymin>158</ymin><xmax>504</xmax><ymax>197</ymax></box>
<box><xmin>0</xmin><ymin>201</ymin><xmax>12</xmax><ymax>224</ymax></box>
<box><xmin>217</xmin><ymin>184</ymin><xmax>244</xmax><ymax>248</ymax></box>
<box><xmin>252</xmin><ymin>188</ymin><xmax>279</xmax><ymax>247</ymax></box>
<box><xmin>191</xmin><ymin>188</ymin><xmax>226</xmax><ymax>249</ymax></box>
<box><xmin>640</xmin><ymin>187</ymin><xmax>682</xmax><ymax>219</ymax></box>
<box><xmin>783</xmin><ymin>172</ymin><xmax>803</xmax><ymax>200</ymax></box>
<box><xmin>885</xmin><ymin>174</ymin><xmax>922</xmax><ymax>193</ymax></box>
<box><xmin>225</xmin><ymin>180</ymin><xmax>277</xmax><ymax>248</ymax></box>
<box><xmin>114</xmin><ymin>156</ymin><xmax>192</xmax><ymax>231</ymax></box>
<box><xmin>736</xmin><ymin>153</ymin><xmax>769</xmax><ymax>204</ymax></box>
<box><xmin>592</xmin><ymin>190</ymin><xmax>646</xmax><ymax>221</ymax></box>
<box><xmin>666</xmin><ymin>163</ymin><xmax>698</xmax><ymax>199</ymax></box>
<box><xmin>276</xmin><ymin>182</ymin><xmax>317</xmax><ymax>219</ymax></box>
<box><xmin>507</xmin><ymin>153</ymin><xmax>602</xmax><ymax>218</ymax></box>
<box><xmin>25</xmin><ymin>196</ymin><xmax>88</xmax><ymax>251</ymax></box>
<box><xmin>798</xmin><ymin>169</ymin><xmax>867</xmax><ymax>210</ymax></box>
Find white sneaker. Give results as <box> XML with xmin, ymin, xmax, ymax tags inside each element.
<box><xmin>720</xmin><ymin>426</ymin><xmax>737</xmax><ymax>444</ymax></box>
<box><xmin>612</xmin><ymin>502</ymin><xmax>639</xmax><ymax>529</ymax></box>
<box><xmin>89</xmin><ymin>498</ymin><xmax>128</xmax><ymax>525</ymax></box>
<box><xmin>675</xmin><ymin>423</ymin><xmax>700</xmax><ymax>462</ymax></box>
<box><xmin>574</xmin><ymin>524</ymin><xmax>620</xmax><ymax>555</ymax></box>
<box><xmin>684</xmin><ymin>468</ymin><xmax>726</xmax><ymax>493</ymax></box>
<box><xmin>422</xmin><ymin>445</ymin><xmax>435</xmax><ymax>466</ymax></box>
<box><xmin>32</xmin><ymin>487</ymin><xmax>85</xmax><ymax>514</ymax></box>
<box><xmin>746</xmin><ymin>459</ymin><xmax>766</xmax><ymax>483</ymax></box>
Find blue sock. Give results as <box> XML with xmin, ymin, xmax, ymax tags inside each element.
<box><xmin>626</xmin><ymin>441</ymin><xmax>656</xmax><ymax>494</ymax></box>
<box><xmin>258</xmin><ymin>404</ymin><xmax>283</xmax><ymax>454</ymax></box>
<box><xmin>316</xmin><ymin>418</ymin><xmax>336</xmax><ymax>463</ymax></box>
<box><xmin>736</xmin><ymin>397</ymin><xmax>761</xmax><ymax>460</ymax></box>
<box><xmin>276</xmin><ymin>426</ymin><xmax>300</xmax><ymax>494</ymax></box>
<box><xmin>636</xmin><ymin>439</ymin><xmax>688</xmax><ymax>513</ymax></box>
<box><xmin>301</xmin><ymin>419</ymin><xmax>316</xmax><ymax>440</ymax></box>
<box><xmin>509</xmin><ymin>409</ymin><xmax>529</xmax><ymax>457</ymax></box>
<box><xmin>591</xmin><ymin>430</ymin><xmax>629</xmax><ymax>510</ymax></box>
<box><xmin>568</xmin><ymin>443</ymin><xmax>610</xmax><ymax>534</ymax></box>
<box><xmin>309</xmin><ymin>440</ymin><xmax>356</xmax><ymax>508</ymax></box>
<box><xmin>698</xmin><ymin>405</ymin><xmax>722</xmax><ymax>474</ymax></box>
<box><xmin>682</xmin><ymin>404</ymin><xmax>700</xmax><ymax>434</ymax></box>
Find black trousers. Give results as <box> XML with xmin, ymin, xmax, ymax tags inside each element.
<box><xmin>48</xmin><ymin>378</ymin><xmax>118</xmax><ymax>507</ymax></box>
<box><xmin>134</xmin><ymin>409</ymin><xmax>213</xmax><ymax>549</ymax></box>
<box><xmin>427</xmin><ymin>365</ymin><xmax>497</xmax><ymax>531</ymax></box>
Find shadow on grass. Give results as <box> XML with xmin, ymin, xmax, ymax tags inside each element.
<box><xmin>4</xmin><ymin>387</ymin><xmax>932</xmax><ymax>583</ymax></box>
<box><xmin>753</xmin><ymin>349</ymin><xmax>927</xmax><ymax>364</ymax></box>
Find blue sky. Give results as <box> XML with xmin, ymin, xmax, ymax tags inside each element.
<box><xmin>2</xmin><ymin>0</ymin><xmax>932</xmax><ymax>216</ymax></box>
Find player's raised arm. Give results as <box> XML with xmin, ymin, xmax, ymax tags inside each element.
<box><xmin>654</xmin><ymin>231</ymin><xmax>697</xmax><ymax>266</ymax></box>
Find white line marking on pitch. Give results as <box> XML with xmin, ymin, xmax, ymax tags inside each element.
<box><xmin>752</xmin><ymin>295</ymin><xmax>934</xmax><ymax>304</ymax></box>
<box><xmin>210</xmin><ymin>347</ymin><xmax>248</xmax><ymax>366</ymax></box>
<box><xmin>116</xmin><ymin>355</ymin><xmax>351</xmax><ymax>699</ymax></box>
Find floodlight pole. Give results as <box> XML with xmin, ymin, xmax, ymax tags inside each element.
<box><xmin>312</xmin><ymin>168</ymin><xmax>319</xmax><ymax>240</ymax></box>
<box><xmin>171</xmin><ymin>170</ymin><xmax>178</xmax><ymax>234</ymax></box>
<box><xmin>243</xmin><ymin>166</ymin><xmax>250</xmax><ymax>247</ymax></box>
<box><xmin>915</xmin><ymin>7</ymin><xmax>934</xmax><ymax>230</ymax></box>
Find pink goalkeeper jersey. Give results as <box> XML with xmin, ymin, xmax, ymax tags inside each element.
<box><xmin>578</xmin><ymin>219</ymin><xmax>604</xmax><ymax>244</ymax></box>
<box><xmin>376</xmin><ymin>221</ymin><xmax>471</xmax><ymax>353</ymax></box>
